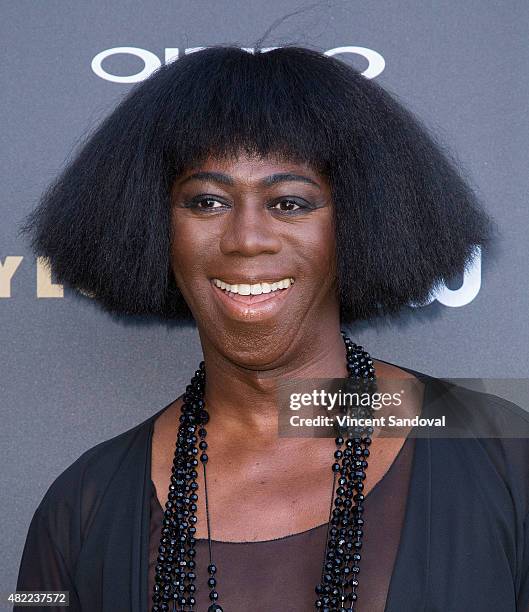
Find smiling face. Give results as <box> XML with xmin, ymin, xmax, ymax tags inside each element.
<box><xmin>169</xmin><ymin>151</ymin><xmax>340</xmax><ymax>367</ymax></box>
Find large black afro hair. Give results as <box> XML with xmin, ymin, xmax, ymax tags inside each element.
<box><xmin>19</xmin><ymin>44</ymin><xmax>496</xmax><ymax>323</ymax></box>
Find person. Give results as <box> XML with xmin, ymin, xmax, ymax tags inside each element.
<box><xmin>14</xmin><ymin>44</ymin><xmax>529</xmax><ymax>612</ymax></box>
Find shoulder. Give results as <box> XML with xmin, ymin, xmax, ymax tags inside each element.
<box><xmin>17</xmin><ymin>403</ymin><xmax>174</xmax><ymax>589</ymax></box>
<box><xmin>423</xmin><ymin>375</ymin><xmax>529</xmax><ymax>515</ymax></box>
<box><xmin>427</xmin><ymin>375</ymin><xmax>529</xmax><ymax>443</ymax></box>
<box><xmin>41</xmin><ymin>414</ymin><xmax>150</xmax><ymax>506</ymax></box>
<box><xmin>32</xmin><ymin>401</ymin><xmax>173</xmax><ymax>544</ymax></box>
<box><xmin>380</xmin><ymin>354</ymin><xmax>529</xmax><ymax>515</ymax></box>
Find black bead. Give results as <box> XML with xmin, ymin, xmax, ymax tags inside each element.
<box><xmin>209</xmin><ymin>590</ymin><xmax>219</xmax><ymax>601</ymax></box>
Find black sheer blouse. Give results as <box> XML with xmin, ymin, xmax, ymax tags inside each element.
<box><xmin>15</xmin><ymin>362</ymin><xmax>529</xmax><ymax>611</ymax></box>
<box><xmin>148</xmin><ymin>437</ymin><xmax>416</xmax><ymax>611</ymax></box>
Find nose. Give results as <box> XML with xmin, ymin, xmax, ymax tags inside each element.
<box><xmin>219</xmin><ymin>203</ymin><xmax>282</xmax><ymax>257</ymax></box>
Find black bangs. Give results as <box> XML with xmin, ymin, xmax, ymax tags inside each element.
<box><xmin>160</xmin><ymin>46</ymin><xmax>346</xmax><ymax>178</ymax></box>
<box><xmin>19</xmin><ymin>44</ymin><xmax>497</xmax><ymax>323</ymax></box>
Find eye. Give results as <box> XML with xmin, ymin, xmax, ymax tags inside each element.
<box><xmin>183</xmin><ymin>196</ymin><xmax>229</xmax><ymax>211</ymax></box>
<box><xmin>269</xmin><ymin>198</ymin><xmax>310</xmax><ymax>213</ymax></box>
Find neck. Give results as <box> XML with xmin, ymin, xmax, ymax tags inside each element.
<box><xmin>196</xmin><ymin>319</ymin><xmax>350</xmax><ymax>448</ymax></box>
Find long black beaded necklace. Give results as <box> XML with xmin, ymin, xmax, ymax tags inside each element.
<box><xmin>152</xmin><ymin>330</ymin><xmax>377</xmax><ymax>612</ymax></box>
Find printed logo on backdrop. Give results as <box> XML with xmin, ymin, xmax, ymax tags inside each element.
<box><xmin>0</xmin><ymin>249</ymin><xmax>483</xmax><ymax>307</ymax></box>
<box><xmin>90</xmin><ymin>46</ymin><xmax>386</xmax><ymax>83</ymax></box>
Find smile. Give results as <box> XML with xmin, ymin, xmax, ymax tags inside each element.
<box><xmin>210</xmin><ymin>276</ymin><xmax>295</xmax><ymax>319</ymax></box>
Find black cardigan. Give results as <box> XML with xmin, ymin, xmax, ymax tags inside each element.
<box><xmin>15</xmin><ymin>361</ymin><xmax>529</xmax><ymax>611</ymax></box>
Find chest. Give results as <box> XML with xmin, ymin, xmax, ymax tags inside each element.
<box><xmin>151</xmin><ymin>424</ymin><xmax>408</xmax><ymax>542</ymax></box>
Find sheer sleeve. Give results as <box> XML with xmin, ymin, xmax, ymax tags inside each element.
<box><xmin>14</xmin><ymin>415</ymin><xmax>156</xmax><ymax>612</ymax></box>
<box><xmin>15</xmin><ymin>507</ymin><xmax>81</xmax><ymax>612</ymax></box>
<box><xmin>518</xmin><ymin>511</ymin><xmax>529</xmax><ymax>612</ymax></box>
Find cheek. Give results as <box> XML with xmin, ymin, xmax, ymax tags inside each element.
<box><xmin>305</xmin><ymin>214</ymin><xmax>337</xmax><ymax>274</ymax></box>
<box><xmin>169</xmin><ymin>217</ymin><xmax>218</xmax><ymax>309</ymax></box>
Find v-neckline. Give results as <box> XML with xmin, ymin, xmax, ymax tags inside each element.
<box><xmin>140</xmin><ymin>357</ymin><xmax>435</xmax><ymax>612</ymax></box>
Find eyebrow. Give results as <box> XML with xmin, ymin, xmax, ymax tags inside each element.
<box><xmin>178</xmin><ymin>171</ymin><xmax>321</xmax><ymax>189</ymax></box>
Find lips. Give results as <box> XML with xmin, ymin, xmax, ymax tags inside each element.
<box><xmin>209</xmin><ymin>278</ymin><xmax>294</xmax><ymax>320</ymax></box>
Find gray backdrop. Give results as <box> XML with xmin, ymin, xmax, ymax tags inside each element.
<box><xmin>1</xmin><ymin>0</ymin><xmax>528</xmax><ymax>601</ymax></box>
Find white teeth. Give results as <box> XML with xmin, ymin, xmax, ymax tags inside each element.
<box><xmin>212</xmin><ymin>277</ymin><xmax>294</xmax><ymax>295</ymax></box>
